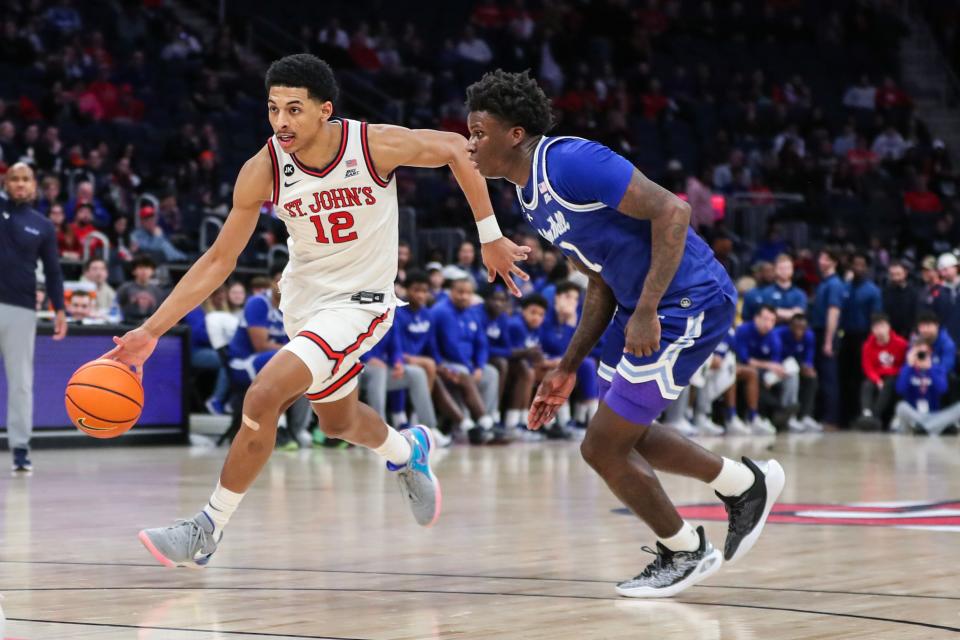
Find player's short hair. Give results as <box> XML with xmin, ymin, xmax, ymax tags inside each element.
<box><xmin>265</xmin><ymin>54</ymin><xmax>339</xmax><ymax>104</ymax></box>
<box><xmin>916</xmin><ymin>309</ymin><xmax>941</xmax><ymax>326</ymax></box>
<box><xmin>269</xmin><ymin>261</ymin><xmax>287</xmax><ymax>279</ymax></box>
<box><xmin>521</xmin><ymin>294</ymin><xmax>548</xmax><ymax>311</ymax></box>
<box><xmin>131</xmin><ymin>254</ymin><xmax>155</xmax><ymax>270</ymax></box>
<box><xmin>756</xmin><ymin>304</ymin><xmax>777</xmax><ymax>317</ymax></box>
<box><xmin>775</xmin><ymin>253</ymin><xmax>793</xmax><ymax>265</ymax></box>
<box><xmin>870</xmin><ymin>312</ymin><xmax>890</xmax><ymax>326</ymax></box>
<box><xmin>790</xmin><ymin>312</ymin><xmax>807</xmax><ymax>324</ymax></box>
<box><xmin>70</xmin><ymin>289</ymin><xmax>91</xmax><ymax>300</ymax></box>
<box><xmin>465</xmin><ymin>69</ymin><xmax>556</xmax><ymax>136</ymax></box>
<box><xmin>554</xmin><ymin>281</ymin><xmax>581</xmax><ymax>297</ymax></box>
<box><xmin>404</xmin><ymin>270</ymin><xmax>430</xmax><ymax>288</ymax></box>
<box><xmin>853</xmin><ymin>251</ymin><xmax>871</xmax><ymax>266</ymax></box>
<box><xmin>249</xmin><ymin>276</ymin><xmax>270</xmax><ymax>291</ymax></box>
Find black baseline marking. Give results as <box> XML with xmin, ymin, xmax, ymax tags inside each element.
<box><xmin>4</xmin><ymin>587</ymin><xmax>958</xmax><ymax>634</ymax></box>
<box><xmin>1</xmin><ymin>558</ymin><xmax>957</xmax><ymax>604</ymax></box>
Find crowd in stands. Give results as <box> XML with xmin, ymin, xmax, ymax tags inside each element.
<box><xmin>5</xmin><ymin>1</ymin><xmax>960</xmax><ymax>443</ymax></box>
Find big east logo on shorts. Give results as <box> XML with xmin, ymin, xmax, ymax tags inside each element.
<box><xmin>615</xmin><ymin>500</ymin><xmax>960</xmax><ymax>532</ymax></box>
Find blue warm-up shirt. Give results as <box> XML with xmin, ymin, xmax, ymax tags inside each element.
<box><xmin>811</xmin><ymin>273</ymin><xmax>848</xmax><ymax>331</ymax></box>
<box><xmin>896</xmin><ymin>364</ymin><xmax>948</xmax><ymax>411</ymax></box>
<box><xmin>227</xmin><ymin>293</ymin><xmax>287</xmax><ymax>360</ymax></box>
<box><xmin>516</xmin><ymin>137</ymin><xmax>736</xmax><ymax>315</ymax></box>
<box><xmin>764</xmin><ymin>282</ymin><xmax>807</xmax><ymax>316</ymax></box>
<box><xmin>734</xmin><ymin>322</ymin><xmax>783</xmax><ymax>363</ymax></box>
<box><xmin>0</xmin><ymin>197</ymin><xmax>65</xmax><ymax>311</ymax></box>
<box><xmin>842</xmin><ymin>279</ymin><xmax>883</xmax><ymax>334</ymax></box>
<box><xmin>479</xmin><ymin>307</ymin><xmax>513</xmax><ymax>359</ymax></box>
<box><xmin>395</xmin><ymin>305</ymin><xmax>437</xmax><ymax>358</ymax></box>
<box><xmin>775</xmin><ymin>325</ymin><xmax>815</xmax><ymax>367</ymax></box>
<box><xmin>507</xmin><ymin>316</ymin><xmax>542</xmax><ymax>352</ymax></box>
<box><xmin>432</xmin><ymin>300</ymin><xmax>488</xmax><ymax>369</ymax></box>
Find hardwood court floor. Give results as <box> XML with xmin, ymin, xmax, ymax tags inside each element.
<box><xmin>1</xmin><ymin>432</ymin><xmax>958</xmax><ymax>639</ymax></box>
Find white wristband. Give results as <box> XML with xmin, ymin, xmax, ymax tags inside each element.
<box><xmin>476</xmin><ymin>215</ymin><xmax>503</xmax><ymax>244</ymax></box>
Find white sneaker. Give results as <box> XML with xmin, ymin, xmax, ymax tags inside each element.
<box><xmin>802</xmin><ymin>416</ymin><xmax>823</xmax><ymax>432</ymax></box>
<box><xmin>432</xmin><ymin>428</ymin><xmax>453</xmax><ymax>448</ymax></box>
<box><xmin>726</xmin><ymin>415</ymin><xmax>752</xmax><ymax>435</ymax></box>
<box><xmin>694</xmin><ymin>414</ymin><xmax>725</xmax><ymax>436</ymax></box>
<box><xmin>750</xmin><ymin>416</ymin><xmax>777</xmax><ymax>435</ymax></box>
<box><xmin>787</xmin><ymin>417</ymin><xmax>806</xmax><ymax>433</ymax></box>
<box><xmin>666</xmin><ymin>418</ymin><xmax>698</xmax><ymax>437</ymax></box>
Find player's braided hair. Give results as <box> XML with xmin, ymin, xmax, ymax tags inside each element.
<box><xmin>466</xmin><ymin>69</ymin><xmax>555</xmax><ymax>136</ymax></box>
<box><xmin>265</xmin><ymin>54</ymin><xmax>340</xmax><ymax>104</ymax></box>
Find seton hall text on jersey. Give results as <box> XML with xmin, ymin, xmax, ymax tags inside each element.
<box><xmin>282</xmin><ymin>187</ymin><xmax>377</xmax><ymax>218</ymax></box>
<box><xmin>535</xmin><ymin>211</ymin><xmax>571</xmax><ymax>243</ymax></box>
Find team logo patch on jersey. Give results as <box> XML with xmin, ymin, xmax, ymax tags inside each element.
<box><xmin>614</xmin><ymin>500</ymin><xmax>960</xmax><ymax>532</ymax></box>
<box><xmin>680</xmin><ymin>297</ymin><xmax>692</xmax><ymax>308</ymax></box>
<box><xmin>283</xmin><ymin>164</ymin><xmax>295</xmax><ymax>177</ymax></box>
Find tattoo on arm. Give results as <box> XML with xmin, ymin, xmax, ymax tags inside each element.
<box><xmin>559</xmin><ymin>274</ymin><xmax>617</xmax><ymax>373</ymax></box>
<box><xmin>616</xmin><ymin>169</ymin><xmax>691</xmax><ymax>312</ymax></box>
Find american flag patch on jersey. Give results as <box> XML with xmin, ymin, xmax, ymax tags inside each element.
<box><xmin>346</xmin><ymin>159</ymin><xmax>357</xmax><ymax>168</ymax></box>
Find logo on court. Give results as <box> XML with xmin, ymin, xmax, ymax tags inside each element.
<box><xmin>616</xmin><ymin>500</ymin><xmax>960</xmax><ymax>532</ymax></box>
<box><xmin>283</xmin><ymin>164</ymin><xmax>295</xmax><ymax>177</ymax></box>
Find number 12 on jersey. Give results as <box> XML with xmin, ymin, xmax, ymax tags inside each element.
<box><xmin>309</xmin><ymin>212</ymin><xmax>357</xmax><ymax>244</ymax></box>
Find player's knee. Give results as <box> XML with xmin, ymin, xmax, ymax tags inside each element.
<box><xmin>407</xmin><ymin>365</ymin><xmax>427</xmax><ymax>385</ymax></box>
<box><xmin>580</xmin><ymin>435</ymin><xmax>609</xmax><ymax>472</ymax></box>
<box><xmin>242</xmin><ymin>380</ymin><xmax>284</xmax><ymax>426</ymax></box>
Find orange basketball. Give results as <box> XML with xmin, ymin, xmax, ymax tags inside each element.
<box><xmin>65</xmin><ymin>359</ymin><xmax>144</xmax><ymax>439</ymax></box>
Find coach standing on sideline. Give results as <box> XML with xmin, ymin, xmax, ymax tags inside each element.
<box><xmin>1</xmin><ymin>163</ymin><xmax>67</xmax><ymax>472</ymax></box>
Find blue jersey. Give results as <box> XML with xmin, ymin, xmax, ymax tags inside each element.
<box><xmin>542</xmin><ymin>316</ymin><xmax>577</xmax><ymax>358</ymax></box>
<box><xmin>764</xmin><ymin>283</ymin><xmax>807</xmax><ymax>316</ymax></box>
<box><xmin>432</xmin><ymin>300</ymin><xmax>489</xmax><ymax>369</ymax></box>
<box><xmin>395</xmin><ymin>305</ymin><xmax>436</xmax><ymax>358</ymax></box>
<box><xmin>775</xmin><ymin>325</ymin><xmax>815</xmax><ymax>367</ymax></box>
<box><xmin>507</xmin><ymin>316</ymin><xmax>542</xmax><ymax>351</ymax></box>
<box><xmin>227</xmin><ymin>293</ymin><xmax>287</xmax><ymax>360</ymax></box>
<box><xmin>479</xmin><ymin>307</ymin><xmax>513</xmax><ymax>359</ymax></box>
<box><xmin>183</xmin><ymin>306</ymin><xmax>212</xmax><ymax>350</ymax></box>
<box><xmin>811</xmin><ymin>274</ymin><xmax>847</xmax><ymax>330</ymax></box>
<box><xmin>516</xmin><ymin>137</ymin><xmax>736</xmax><ymax>315</ymax></box>
<box><xmin>734</xmin><ymin>322</ymin><xmax>782</xmax><ymax>363</ymax></box>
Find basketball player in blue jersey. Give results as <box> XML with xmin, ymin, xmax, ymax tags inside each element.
<box><xmin>465</xmin><ymin>70</ymin><xmax>785</xmax><ymax>598</ymax></box>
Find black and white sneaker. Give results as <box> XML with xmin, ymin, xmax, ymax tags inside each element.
<box><xmin>615</xmin><ymin>526</ymin><xmax>723</xmax><ymax>598</ymax></box>
<box><xmin>716</xmin><ymin>457</ymin><xmax>785</xmax><ymax>564</ymax></box>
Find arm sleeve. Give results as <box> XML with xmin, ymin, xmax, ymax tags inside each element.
<box><xmin>40</xmin><ymin>222</ymin><xmax>65</xmax><ymax>311</ymax></box>
<box><xmin>827</xmin><ymin>281</ymin><xmax>846</xmax><ymax>309</ymax></box>
<box><xmin>769</xmin><ymin>333</ymin><xmax>783</xmax><ymax>362</ymax></box>
<box><xmin>244</xmin><ymin>297</ymin><xmax>269</xmax><ymax>329</ymax></box>
<box><xmin>870</xmin><ymin>288</ymin><xmax>883</xmax><ymax>316</ymax></box>
<box><xmin>804</xmin><ymin>330</ymin><xmax>816</xmax><ymax>367</ymax></box>
<box><xmin>896</xmin><ymin>366</ymin><xmax>911</xmax><ymax>396</ymax></box>
<box><xmin>789</xmin><ymin>289</ymin><xmax>808</xmax><ymax>311</ymax></box>
<box><xmin>733</xmin><ymin>327</ymin><xmax>750</xmax><ymax>363</ymax></box>
<box><xmin>862</xmin><ymin>341</ymin><xmax>880</xmax><ymax>384</ymax></box>
<box><xmin>942</xmin><ymin>335</ymin><xmax>957</xmax><ymax>374</ymax></box>
<box><xmin>475</xmin><ymin>318</ymin><xmax>489</xmax><ymax>368</ymax></box>
<box><xmin>546</xmin><ymin>140</ymin><xmax>636</xmax><ymax>210</ymax></box>
<box><xmin>930</xmin><ymin>364</ymin><xmax>948</xmax><ymax>396</ymax></box>
<box><xmin>434</xmin><ymin>308</ymin><xmax>467</xmax><ymax>366</ymax></box>
<box><xmin>507</xmin><ymin>319</ymin><xmax>526</xmax><ymax>351</ymax></box>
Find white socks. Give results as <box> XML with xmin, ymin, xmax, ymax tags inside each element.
<box><xmin>709</xmin><ymin>457</ymin><xmax>756</xmax><ymax>497</ymax></box>
<box><xmin>202</xmin><ymin>482</ymin><xmax>245</xmax><ymax>537</ymax></box>
<box><xmin>574</xmin><ymin>399</ymin><xmax>599</xmax><ymax>423</ymax></box>
<box><xmin>477</xmin><ymin>415</ymin><xmax>494</xmax><ymax>430</ymax></box>
<box><xmin>373</xmin><ymin>426</ymin><xmax>412</xmax><ymax>466</ymax></box>
<box><xmin>505</xmin><ymin>409</ymin><xmax>523</xmax><ymax>429</ymax></box>
<box><xmin>659</xmin><ymin>521</ymin><xmax>700</xmax><ymax>552</ymax></box>
<box><xmin>556</xmin><ymin>402</ymin><xmax>571</xmax><ymax>426</ymax></box>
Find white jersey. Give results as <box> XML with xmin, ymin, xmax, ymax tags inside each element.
<box><xmin>266</xmin><ymin>118</ymin><xmax>398</xmax><ymax>317</ymax></box>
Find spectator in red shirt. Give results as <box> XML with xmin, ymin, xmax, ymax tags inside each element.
<box><xmin>859</xmin><ymin>312</ymin><xmax>907</xmax><ymax>425</ymax></box>
<box><xmin>69</xmin><ymin>203</ymin><xmax>104</xmax><ymax>256</ymax></box>
<box><xmin>875</xmin><ymin>76</ymin><xmax>911</xmax><ymax>111</ymax></box>
<box><xmin>471</xmin><ymin>0</ymin><xmax>504</xmax><ymax>30</ymax></box>
<box><xmin>904</xmin><ymin>174</ymin><xmax>943</xmax><ymax>214</ymax></box>
<box><xmin>349</xmin><ymin>25</ymin><xmax>381</xmax><ymax>71</ymax></box>
<box><xmin>846</xmin><ymin>135</ymin><xmax>879</xmax><ymax>176</ymax></box>
<box><xmin>640</xmin><ymin>78</ymin><xmax>671</xmax><ymax>120</ymax></box>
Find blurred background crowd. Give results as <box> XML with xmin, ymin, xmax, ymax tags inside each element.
<box><xmin>4</xmin><ymin>0</ymin><xmax>960</xmax><ymax>445</ymax></box>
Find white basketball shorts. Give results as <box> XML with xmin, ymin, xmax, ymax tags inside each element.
<box><xmin>282</xmin><ymin>304</ymin><xmax>394</xmax><ymax>403</ymax></box>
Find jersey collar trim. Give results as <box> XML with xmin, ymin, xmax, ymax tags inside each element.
<box><xmin>291</xmin><ymin>118</ymin><xmax>349</xmax><ymax>178</ymax></box>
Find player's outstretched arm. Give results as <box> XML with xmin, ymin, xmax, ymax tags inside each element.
<box><xmin>366</xmin><ymin>124</ymin><xmax>530</xmax><ymax>296</ymax></box>
<box><xmin>530</xmin><ymin>266</ymin><xmax>616</xmax><ymax>429</ymax></box>
<box><xmin>104</xmin><ymin>148</ymin><xmax>273</xmax><ymax>373</ymax></box>
<box><xmin>616</xmin><ymin>169</ymin><xmax>692</xmax><ymax>357</ymax></box>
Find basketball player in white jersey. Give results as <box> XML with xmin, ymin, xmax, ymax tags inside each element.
<box><xmin>105</xmin><ymin>54</ymin><xmax>529</xmax><ymax>567</ymax></box>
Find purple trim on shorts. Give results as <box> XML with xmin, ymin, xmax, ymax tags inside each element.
<box><xmin>605</xmin><ymin>377</ymin><xmax>672</xmax><ymax>425</ymax></box>
<box><xmin>598</xmin><ymin>378</ymin><xmax>611</xmax><ymax>399</ymax></box>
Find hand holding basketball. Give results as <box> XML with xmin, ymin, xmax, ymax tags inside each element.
<box><xmin>103</xmin><ymin>326</ymin><xmax>159</xmax><ymax>378</ymax></box>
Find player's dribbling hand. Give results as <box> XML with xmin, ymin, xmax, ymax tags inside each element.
<box><xmin>102</xmin><ymin>327</ymin><xmax>158</xmax><ymax>380</ymax></box>
<box><xmin>481</xmin><ymin>236</ymin><xmax>531</xmax><ymax>298</ymax></box>
<box><xmin>528</xmin><ymin>368</ymin><xmax>576</xmax><ymax>430</ymax></box>
<box><xmin>625</xmin><ymin>308</ymin><xmax>661</xmax><ymax>358</ymax></box>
